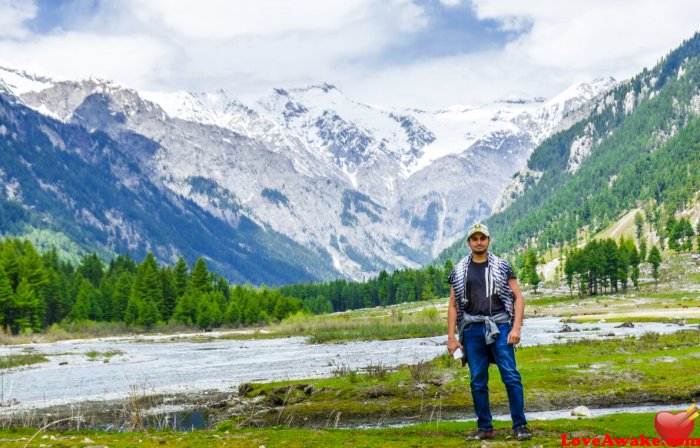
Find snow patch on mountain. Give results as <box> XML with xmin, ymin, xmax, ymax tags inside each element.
<box><xmin>0</xmin><ymin>66</ymin><xmax>55</xmax><ymax>94</ymax></box>
<box><xmin>0</xmin><ymin>64</ymin><xmax>615</xmax><ymax>280</ymax></box>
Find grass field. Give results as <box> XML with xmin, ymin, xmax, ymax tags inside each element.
<box><xmin>1</xmin><ymin>412</ymin><xmax>698</xmax><ymax>447</ymax></box>
<box><xmin>0</xmin><ymin>353</ymin><xmax>48</xmax><ymax>369</ymax></box>
<box><xmin>230</xmin><ymin>330</ymin><xmax>700</xmax><ymax>425</ymax></box>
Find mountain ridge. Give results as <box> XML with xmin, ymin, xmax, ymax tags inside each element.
<box><xmin>436</xmin><ymin>32</ymin><xmax>700</xmax><ymax>265</ymax></box>
<box><xmin>0</xmin><ymin>64</ymin><xmax>613</xmax><ymax>282</ymax></box>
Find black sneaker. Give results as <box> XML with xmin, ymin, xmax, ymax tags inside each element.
<box><xmin>513</xmin><ymin>425</ymin><xmax>532</xmax><ymax>441</ymax></box>
<box><xmin>466</xmin><ymin>429</ymin><xmax>495</xmax><ymax>441</ymax></box>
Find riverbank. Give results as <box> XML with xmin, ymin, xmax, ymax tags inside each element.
<box><xmin>1</xmin><ymin>411</ymin><xmax>697</xmax><ymax>447</ymax></box>
<box><xmin>1</xmin><ymin>326</ymin><xmax>697</xmax><ymax>432</ymax></box>
<box><xmin>215</xmin><ymin>329</ymin><xmax>699</xmax><ymax>427</ymax></box>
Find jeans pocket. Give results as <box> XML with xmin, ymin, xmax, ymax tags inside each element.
<box><xmin>460</xmin><ymin>323</ymin><xmax>471</xmax><ymax>342</ymax></box>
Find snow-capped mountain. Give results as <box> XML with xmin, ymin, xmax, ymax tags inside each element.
<box><xmin>0</xmin><ymin>64</ymin><xmax>614</xmax><ymax>281</ymax></box>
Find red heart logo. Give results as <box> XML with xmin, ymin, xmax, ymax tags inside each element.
<box><xmin>655</xmin><ymin>411</ymin><xmax>695</xmax><ymax>446</ymax></box>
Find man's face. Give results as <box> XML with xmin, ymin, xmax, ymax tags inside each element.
<box><xmin>468</xmin><ymin>233</ymin><xmax>490</xmax><ymax>254</ymax></box>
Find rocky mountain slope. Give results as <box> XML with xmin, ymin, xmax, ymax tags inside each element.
<box><xmin>0</xmin><ymin>65</ymin><xmax>613</xmax><ymax>281</ymax></box>
<box><xmin>437</xmin><ymin>33</ymin><xmax>700</xmax><ymax>263</ymax></box>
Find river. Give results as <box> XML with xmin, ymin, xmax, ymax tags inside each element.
<box><xmin>0</xmin><ymin>317</ymin><xmax>692</xmax><ymax>413</ymax></box>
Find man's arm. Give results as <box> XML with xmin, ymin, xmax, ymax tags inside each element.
<box><xmin>447</xmin><ymin>286</ymin><xmax>463</xmax><ymax>355</ymax></box>
<box><xmin>507</xmin><ymin>277</ymin><xmax>525</xmax><ymax>345</ymax></box>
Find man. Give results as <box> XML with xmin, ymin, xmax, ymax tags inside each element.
<box><xmin>447</xmin><ymin>223</ymin><xmax>531</xmax><ymax>441</ymax></box>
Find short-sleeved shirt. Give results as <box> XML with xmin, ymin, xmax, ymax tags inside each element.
<box><xmin>465</xmin><ymin>260</ymin><xmax>516</xmax><ymax>316</ymax></box>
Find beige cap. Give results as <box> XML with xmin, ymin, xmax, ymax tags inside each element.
<box><xmin>467</xmin><ymin>223</ymin><xmax>490</xmax><ymax>239</ymax></box>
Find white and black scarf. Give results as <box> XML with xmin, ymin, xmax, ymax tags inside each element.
<box><xmin>448</xmin><ymin>251</ymin><xmax>515</xmax><ymax>331</ymax></box>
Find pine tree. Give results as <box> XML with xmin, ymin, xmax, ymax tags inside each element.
<box><xmin>13</xmin><ymin>279</ymin><xmax>42</xmax><ymax>333</ymax></box>
<box><xmin>173</xmin><ymin>292</ymin><xmax>196</xmax><ymax>326</ymax></box>
<box><xmin>1</xmin><ymin>244</ymin><xmax>21</xmax><ymax>290</ymax></box>
<box><xmin>443</xmin><ymin>259</ymin><xmax>454</xmax><ymax>274</ymax></box>
<box><xmin>225</xmin><ymin>299</ymin><xmax>242</xmax><ymax>325</ymax></box>
<box><xmin>77</xmin><ymin>253</ymin><xmax>104</xmax><ymax>288</ymax></box>
<box><xmin>55</xmin><ymin>270</ymin><xmax>72</xmax><ymax>323</ymax></box>
<box><xmin>161</xmin><ymin>268</ymin><xmax>177</xmax><ymax>321</ymax></box>
<box><xmin>521</xmin><ymin>249</ymin><xmax>541</xmax><ymax>293</ymax></box>
<box><xmin>648</xmin><ymin>246</ymin><xmax>662</xmax><ymax>285</ymax></box>
<box><xmin>377</xmin><ymin>270</ymin><xmax>389</xmax><ymax>306</ymax></box>
<box><xmin>191</xmin><ymin>258</ymin><xmax>212</xmax><ymax>294</ymax></box>
<box><xmin>666</xmin><ymin>216</ymin><xmax>680</xmax><ymax>250</ymax></box>
<box><xmin>41</xmin><ymin>248</ymin><xmax>60</xmax><ymax>272</ymax></box>
<box><xmin>617</xmin><ymin>237</ymin><xmax>631</xmax><ymax>292</ymax></box>
<box><xmin>20</xmin><ymin>246</ymin><xmax>48</xmax><ymax>293</ymax></box>
<box><xmin>112</xmin><ymin>272</ymin><xmax>133</xmax><ymax>322</ymax></box>
<box><xmin>564</xmin><ymin>250</ymin><xmax>575</xmax><ymax>296</ymax></box>
<box><xmin>628</xmin><ymin>242</ymin><xmax>641</xmax><ymax>289</ymax></box>
<box><xmin>602</xmin><ymin>240</ymin><xmax>619</xmax><ymax>292</ymax></box>
<box><xmin>107</xmin><ymin>254</ymin><xmax>136</xmax><ymax>277</ymax></box>
<box><xmin>634</xmin><ymin>212</ymin><xmax>645</xmax><ymax>242</ymax></box>
<box><xmin>98</xmin><ymin>277</ymin><xmax>114</xmax><ymax>321</ymax></box>
<box><xmin>0</xmin><ymin>268</ymin><xmax>14</xmax><ymax>332</ymax></box>
<box><xmin>173</xmin><ymin>257</ymin><xmax>189</xmax><ymax>297</ymax></box>
<box><xmin>131</xmin><ymin>255</ymin><xmax>163</xmax><ymax>322</ymax></box>
<box><xmin>137</xmin><ymin>299</ymin><xmax>161</xmax><ymax>329</ymax></box>
<box><xmin>212</xmin><ymin>274</ymin><xmax>230</xmax><ymax>301</ymax></box>
<box><xmin>272</xmin><ymin>296</ymin><xmax>298</xmax><ymax>321</ymax></box>
<box><xmin>676</xmin><ymin>218</ymin><xmax>694</xmax><ymax>251</ymax></box>
<box><xmin>124</xmin><ymin>296</ymin><xmax>140</xmax><ymax>327</ymax></box>
<box><xmin>195</xmin><ymin>292</ymin><xmax>222</xmax><ymax>330</ymax></box>
<box><xmin>70</xmin><ymin>279</ymin><xmax>96</xmax><ymax>321</ymax></box>
<box><xmin>243</xmin><ymin>294</ymin><xmax>262</xmax><ymax>324</ymax></box>
<box><xmin>43</xmin><ymin>269</ymin><xmax>64</xmax><ymax>326</ymax></box>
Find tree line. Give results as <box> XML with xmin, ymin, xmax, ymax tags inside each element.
<box><xmin>2</xmin><ymin>210</ymin><xmax>691</xmax><ymax>335</ymax></box>
<box><xmin>278</xmin><ymin>261</ymin><xmax>455</xmax><ymax>313</ymax></box>
<box><xmin>563</xmin><ymin>236</ymin><xmax>663</xmax><ymax>297</ymax></box>
<box><xmin>0</xmin><ymin>237</ymin><xmax>304</xmax><ymax>335</ymax></box>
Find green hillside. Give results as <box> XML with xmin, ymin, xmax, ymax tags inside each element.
<box><xmin>437</xmin><ymin>32</ymin><xmax>700</xmax><ymax>262</ymax></box>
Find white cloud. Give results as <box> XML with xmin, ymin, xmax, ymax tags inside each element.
<box><xmin>0</xmin><ymin>0</ymin><xmax>698</xmax><ymax>109</ymax></box>
<box><xmin>0</xmin><ymin>0</ymin><xmax>430</xmax><ymax>97</ymax></box>
<box><xmin>0</xmin><ymin>0</ymin><xmax>36</xmax><ymax>38</ymax></box>
<box><xmin>439</xmin><ymin>0</ymin><xmax>463</xmax><ymax>7</ymax></box>
<box><xmin>350</xmin><ymin>0</ymin><xmax>700</xmax><ymax>108</ymax></box>
<box><xmin>472</xmin><ymin>0</ymin><xmax>700</xmax><ymax>71</ymax></box>
<box><xmin>131</xmin><ymin>0</ymin><xmax>381</xmax><ymax>39</ymax></box>
<box><xmin>0</xmin><ymin>33</ymin><xmax>172</xmax><ymax>87</ymax></box>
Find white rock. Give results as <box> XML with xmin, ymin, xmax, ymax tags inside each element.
<box><xmin>571</xmin><ymin>405</ymin><xmax>592</xmax><ymax>417</ymax></box>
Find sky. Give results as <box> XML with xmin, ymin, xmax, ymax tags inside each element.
<box><xmin>0</xmin><ymin>0</ymin><xmax>699</xmax><ymax>109</ymax></box>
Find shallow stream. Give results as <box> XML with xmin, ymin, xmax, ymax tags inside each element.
<box><xmin>0</xmin><ymin>317</ymin><xmax>691</xmax><ymax>414</ymax></box>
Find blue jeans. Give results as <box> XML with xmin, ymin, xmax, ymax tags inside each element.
<box><xmin>463</xmin><ymin>321</ymin><xmax>527</xmax><ymax>430</ymax></box>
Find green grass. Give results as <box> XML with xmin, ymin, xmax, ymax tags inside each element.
<box><xmin>636</xmin><ymin>290</ymin><xmax>700</xmax><ymax>300</ymax></box>
<box><xmin>233</xmin><ymin>330</ymin><xmax>700</xmax><ymax>424</ymax></box>
<box><xmin>527</xmin><ymin>294</ymin><xmax>608</xmax><ymax>307</ymax></box>
<box><xmin>270</xmin><ymin>306</ymin><xmax>446</xmax><ymax>343</ymax></box>
<box><xmin>0</xmin><ymin>353</ymin><xmax>49</xmax><ymax>369</ymax></box>
<box><xmin>568</xmin><ymin>316</ymin><xmax>700</xmax><ymax>324</ymax></box>
<box><xmin>1</xmin><ymin>412</ymin><xmax>698</xmax><ymax>447</ymax></box>
<box><xmin>85</xmin><ymin>350</ymin><xmax>124</xmax><ymax>361</ymax></box>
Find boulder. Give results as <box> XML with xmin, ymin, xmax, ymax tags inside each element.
<box><xmin>571</xmin><ymin>405</ymin><xmax>592</xmax><ymax>417</ymax></box>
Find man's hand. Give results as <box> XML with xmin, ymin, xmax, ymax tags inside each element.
<box><xmin>507</xmin><ymin>327</ymin><xmax>521</xmax><ymax>345</ymax></box>
<box><xmin>447</xmin><ymin>338</ymin><xmax>463</xmax><ymax>356</ymax></box>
